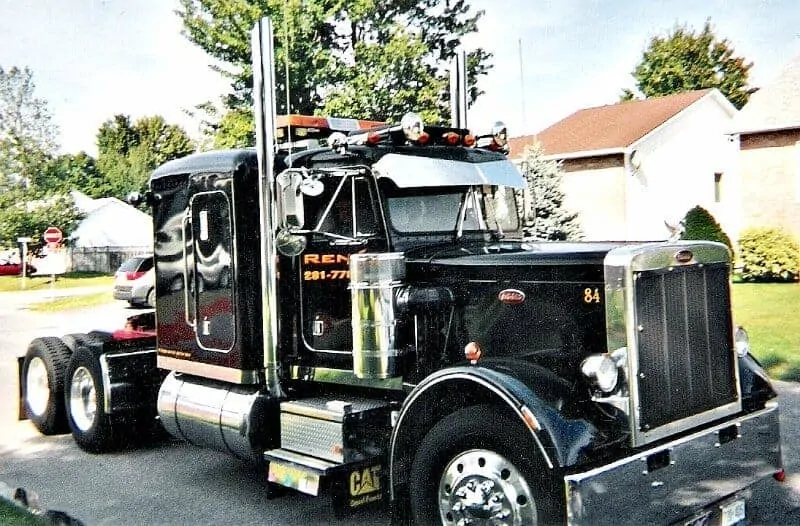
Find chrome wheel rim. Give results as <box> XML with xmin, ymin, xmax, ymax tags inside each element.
<box><xmin>69</xmin><ymin>366</ymin><xmax>97</xmax><ymax>432</ymax></box>
<box><xmin>439</xmin><ymin>449</ymin><xmax>536</xmax><ymax>526</ymax></box>
<box><xmin>26</xmin><ymin>357</ymin><xmax>50</xmax><ymax>417</ymax></box>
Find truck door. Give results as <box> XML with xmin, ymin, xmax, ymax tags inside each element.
<box><xmin>300</xmin><ymin>174</ymin><xmax>387</xmax><ymax>354</ymax></box>
<box><xmin>188</xmin><ymin>189</ymin><xmax>236</xmax><ymax>351</ymax></box>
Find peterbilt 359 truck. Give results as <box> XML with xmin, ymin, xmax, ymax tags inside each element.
<box><xmin>19</xmin><ymin>17</ymin><xmax>783</xmax><ymax>525</ymax></box>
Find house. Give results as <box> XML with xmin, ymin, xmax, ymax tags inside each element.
<box><xmin>731</xmin><ymin>52</ymin><xmax>800</xmax><ymax>242</ymax></box>
<box><xmin>67</xmin><ymin>190</ymin><xmax>153</xmax><ymax>272</ymax></box>
<box><xmin>509</xmin><ymin>89</ymin><xmax>739</xmax><ymax>241</ymax></box>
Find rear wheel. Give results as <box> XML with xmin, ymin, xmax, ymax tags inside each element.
<box><xmin>65</xmin><ymin>345</ymin><xmax>119</xmax><ymax>452</ymax></box>
<box><xmin>22</xmin><ymin>337</ymin><xmax>72</xmax><ymax>435</ymax></box>
<box><xmin>146</xmin><ymin>288</ymin><xmax>155</xmax><ymax>308</ymax></box>
<box><xmin>409</xmin><ymin>406</ymin><xmax>546</xmax><ymax>525</ymax></box>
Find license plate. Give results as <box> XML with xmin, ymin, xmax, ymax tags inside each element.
<box><xmin>721</xmin><ymin>498</ymin><xmax>746</xmax><ymax>526</ymax></box>
<box><xmin>268</xmin><ymin>462</ymin><xmax>320</xmax><ymax>496</ymax></box>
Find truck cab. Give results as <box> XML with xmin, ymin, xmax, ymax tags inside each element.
<box><xmin>19</xmin><ymin>17</ymin><xmax>783</xmax><ymax>526</ymax></box>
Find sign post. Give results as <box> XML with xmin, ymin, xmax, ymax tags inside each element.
<box><xmin>16</xmin><ymin>237</ymin><xmax>32</xmax><ymax>289</ymax></box>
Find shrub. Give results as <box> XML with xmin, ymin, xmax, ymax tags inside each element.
<box><xmin>680</xmin><ymin>205</ymin><xmax>733</xmax><ymax>253</ymax></box>
<box><xmin>737</xmin><ymin>227</ymin><xmax>800</xmax><ymax>282</ymax></box>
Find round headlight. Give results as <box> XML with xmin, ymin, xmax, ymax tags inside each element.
<box><xmin>401</xmin><ymin>112</ymin><xmax>425</xmax><ymax>141</ymax></box>
<box><xmin>581</xmin><ymin>354</ymin><xmax>619</xmax><ymax>393</ymax></box>
<box><xmin>734</xmin><ymin>326</ymin><xmax>750</xmax><ymax>357</ymax></box>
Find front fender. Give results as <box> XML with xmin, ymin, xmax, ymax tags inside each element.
<box><xmin>389</xmin><ymin>364</ymin><xmax>598</xmax><ymax>500</ymax></box>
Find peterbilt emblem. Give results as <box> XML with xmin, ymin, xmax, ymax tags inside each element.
<box><xmin>675</xmin><ymin>250</ymin><xmax>694</xmax><ymax>263</ymax></box>
<box><xmin>498</xmin><ymin>289</ymin><xmax>525</xmax><ymax>305</ymax></box>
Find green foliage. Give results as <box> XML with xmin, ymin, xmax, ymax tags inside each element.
<box><xmin>680</xmin><ymin>205</ymin><xmax>733</xmax><ymax>253</ymax></box>
<box><xmin>737</xmin><ymin>227</ymin><xmax>800</xmax><ymax>282</ymax></box>
<box><xmin>0</xmin><ymin>66</ymin><xmax>59</xmax><ymax>188</ymax></box>
<box><xmin>96</xmin><ymin>114</ymin><xmax>194</xmax><ymax>199</ymax></box>
<box><xmin>519</xmin><ymin>143</ymin><xmax>582</xmax><ymax>241</ymax></box>
<box><xmin>32</xmin><ymin>152</ymin><xmax>111</xmax><ymax>198</ymax></box>
<box><xmin>0</xmin><ymin>188</ymin><xmax>83</xmax><ymax>247</ymax></box>
<box><xmin>177</xmin><ymin>0</ymin><xmax>492</xmax><ymax>146</ymax></box>
<box><xmin>623</xmin><ymin>20</ymin><xmax>753</xmax><ymax>109</ymax></box>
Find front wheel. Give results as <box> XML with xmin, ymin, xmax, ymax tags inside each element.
<box><xmin>409</xmin><ymin>406</ymin><xmax>546</xmax><ymax>525</ymax></box>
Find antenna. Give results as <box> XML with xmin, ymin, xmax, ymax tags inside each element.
<box><xmin>283</xmin><ymin>2</ymin><xmax>293</xmax><ymax>165</ymax></box>
<box><xmin>450</xmin><ymin>48</ymin><xmax>468</xmax><ymax>129</ymax></box>
<box><xmin>518</xmin><ymin>38</ymin><xmax>527</xmax><ymax>126</ymax></box>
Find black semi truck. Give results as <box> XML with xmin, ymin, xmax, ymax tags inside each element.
<box><xmin>19</xmin><ymin>17</ymin><xmax>783</xmax><ymax>525</ymax></box>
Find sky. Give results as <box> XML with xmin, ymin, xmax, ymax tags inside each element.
<box><xmin>2</xmin><ymin>0</ymin><xmax>799</xmax><ymax>156</ymax></box>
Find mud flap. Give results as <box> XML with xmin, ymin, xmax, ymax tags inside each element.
<box><xmin>330</xmin><ymin>462</ymin><xmax>387</xmax><ymax>518</ymax></box>
<box><xmin>17</xmin><ymin>355</ymin><xmax>26</xmax><ymax>421</ymax></box>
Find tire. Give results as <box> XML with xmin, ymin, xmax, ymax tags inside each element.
<box><xmin>146</xmin><ymin>288</ymin><xmax>155</xmax><ymax>308</ymax></box>
<box><xmin>64</xmin><ymin>345</ymin><xmax>120</xmax><ymax>453</ymax></box>
<box><xmin>409</xmin><ymin>405</ymin><xmax>548</xmax><ymax>525</ymax></box>
<box><xmin>22</xmin><ymin>337</ymin><xmax>72</xmax><ymax>435</ymax></box>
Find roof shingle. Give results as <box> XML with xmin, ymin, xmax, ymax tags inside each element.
<box><xmin>509</xmin><ymin>89</ymin><xmax>713</xmax><ymax>158</ymax></box>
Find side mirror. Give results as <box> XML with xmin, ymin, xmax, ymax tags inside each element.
<box><xmin>276</xmin><ymin>171</ymin><xmax>305</xmax><ymax>229</ymax></box>
<box><xmin>126</xmin><ymin>191</ymin><xmax>157</xmax><ymax>207</ymax></box>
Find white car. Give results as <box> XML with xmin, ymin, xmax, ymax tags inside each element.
<box><xmin>112</xmin><ymin>255</ymin><xmax>155</xmax><ymax>308</ymax></box>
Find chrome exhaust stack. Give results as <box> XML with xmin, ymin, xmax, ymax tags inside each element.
<box><xmin>450</xmin><ymin>48</ymin><xmax>468</xmax><ymax>129</ymax></box>
<box><xmin>251</xmin><ymin>17</ymin><xmax>283</xmax><ymax>397</ymax></box>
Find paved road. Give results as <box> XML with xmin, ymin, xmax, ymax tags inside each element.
<box><xmin>0</xmin><ymin>289</ymin><xmax>798</xmax><ymax>525</ymax></box>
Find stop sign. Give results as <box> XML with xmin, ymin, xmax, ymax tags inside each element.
<box><xmin>43</xmin><ymin>226</ymin><xmax>63</xmax><ymax>244</ymax></box>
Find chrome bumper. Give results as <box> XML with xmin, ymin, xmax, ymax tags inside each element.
<box><xmin>565</xmin><ymin>401</ymin><xmax>782</xmax><ymax>525</ymax></box>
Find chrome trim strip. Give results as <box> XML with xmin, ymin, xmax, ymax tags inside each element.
<box><xmin>389</xmin><ymin>370</ymin><xmax>554</xmax><ymax>501</ymax></box>
<box><xmin>157</xmin><ymin>354</ymin><xmax>261</xmax><ymax>384</ymax></box>
<box><xmin>604</xmin><ymin>241</ymin><xmax>730</xmax><ymax>272</ymax></box>
<box><xmin>289</xmin><ymin>365</ymin><xmax>404</xmax><ymax>390</ymax></box>
<box><xmin>99</xmin><ymin>354</ymin><xmax>112</xmax><ymax>415</ymax></box>
<box><xmin>564</xmin><ymin>403</ymin><xmax>782</xmax><ymax>525</ymax></box>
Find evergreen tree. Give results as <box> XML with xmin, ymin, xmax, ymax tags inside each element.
<box><xmin>680</xmin><ymin>205</ymin><xmax>733</xmax><ymax>253</ymax></box>
<box><xmin>519</xmin><ymin>143</ymin><xmax>581</xmax><ymax>241</ymax></box>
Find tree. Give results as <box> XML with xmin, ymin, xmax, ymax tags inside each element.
<box><xmin>96</xmin><ymin>114</ymin><xmax>194</xmax><ymax>200</ymax></box>
<box><xmin>680</xmin><ymin>205</ymin><xmax>733</xmax><ymax>253</ymax></box>
<box><xmin>0</xmin><ymin>188</ymin><xmax>83</xmax><ymax>247</ymax></box>
<box><xmin>177</xmin><ymin>0</ymin><xmax>492</xmax><ymax>146</ymax></box>
<box><xmin>0</xmin><ymin>66</ymin><xmax>59</xmax><ymax>188</ymax></box>
<box><xmin>518</xmin><ymin>143</ymin><xmax>582</xmax><ymax>241</ymax></box>
<box><xmin>32</xmin><ymin>152</ymin><xmax>111</xmax><ymax>198</ymax></box>
<box><xmin>621</xmin><ymin>20</ymin><xmax>754</xmax><ymax>109</ymax></box>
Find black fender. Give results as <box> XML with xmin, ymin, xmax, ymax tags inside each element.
<box><xmin>389</xmin><ymin>363</ymin><xmax>598</xmax><ymax>504</ymax></box>
<box><xmin>62</xmin><ymin>332</ymin><xmax>160</xmax><ymax>416</ymax></box>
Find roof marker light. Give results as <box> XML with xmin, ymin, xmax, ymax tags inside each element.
<box><xmin>463</xmin><ymin>134</ymin><xmax>476</xmax><ymax>147</ymax></box>
<box><xmin>366</xmin><ymin>132</ymin><xmax>382</xmax><ymax>145</ymax></box>
<box><xmin>443</xmin><ymin>132</ymin><xmax>460</xmax><ymax>145</ymax></box>
<box><xmin>464</xmin><ymin>341</ymin><xmax>482</xmax><ymax>364</ymax></box>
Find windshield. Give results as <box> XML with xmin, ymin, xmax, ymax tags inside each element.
<box><xmin>384</xmin><ymin>184</ymin><xmax>519</xmax><ymax>235</ymax></box>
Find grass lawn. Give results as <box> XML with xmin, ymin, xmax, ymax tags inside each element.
<box><xmin>28</xmin><ymin>291</ymin><xmax>114</xmax><ymax>312</ymax></box>
<box><xmin>0</xmin><ymin>272</ymin><xmax>113</xmax><ymax>293</ymax></box>
<box><xmin>0</xmin><ymin>498</ymin><xmax>44</xmax><ymax>526</ymax></box>
<box><xmin>732</xmin><ymin>282</ymin><xmax>800</xmax><ymax>381</ymax></box>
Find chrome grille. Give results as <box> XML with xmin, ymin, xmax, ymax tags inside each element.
<box><xmin>634</xmin><ymin>263</ymin><xmax>737</xmax><ymax>431</ymax></box>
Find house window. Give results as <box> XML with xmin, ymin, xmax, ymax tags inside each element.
<box><xmin>714</xmin><ymin>172</ymin><xmax>723</xmax><ymax>203</ymax></box>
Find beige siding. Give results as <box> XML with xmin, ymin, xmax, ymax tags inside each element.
<box><xmin>739</xmin><ymin>129</ymin><xmax>800</xmax><ymax>241</ymax></box>
<box><xmin>561</xmin><ymin>157</ymin><xmax>626</xmax><ymax>240</ymax></box>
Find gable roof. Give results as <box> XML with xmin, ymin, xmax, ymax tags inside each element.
<box><xmin>733</xmin><ymin>51</ymin><xmax>800</xmax><ymax>134</ymax></box>
<box><xmin>509</xmin><ymin>89</ymin><xmax>715</xmax><ymax>158</ymax></box>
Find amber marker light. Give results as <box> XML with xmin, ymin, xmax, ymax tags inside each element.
<box><xmin>463</xmin><ymin>134</ymin><xmax>476</xmax><ymax>147</ymax></box>
<box><xmin>443</xmin><ymin>131</ymin><xmax>460</xmax><ymax>145</ymax></box>
<box><xmin>366</xmin><ymin>132</ymin><xmax>381</xmax><ymax>145</ymax></box>
<box><xmin>520</xmin><ymin>405</ymin><xmax>541</xmax><ymax>431</ymax></box>
<box><xmin>464</xmin><ymin>341</ymin><xmax>482</xmax><ymax>364</ymax></box>
<box><xmin>417</xmin><ymin>131</ymin><xmax>430</xmax><ymax>145</ymax></box>
<box><xmin>774</xmin><ymin>468</ymin><xmax>786</xmax><ymax>482</ymax></box>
